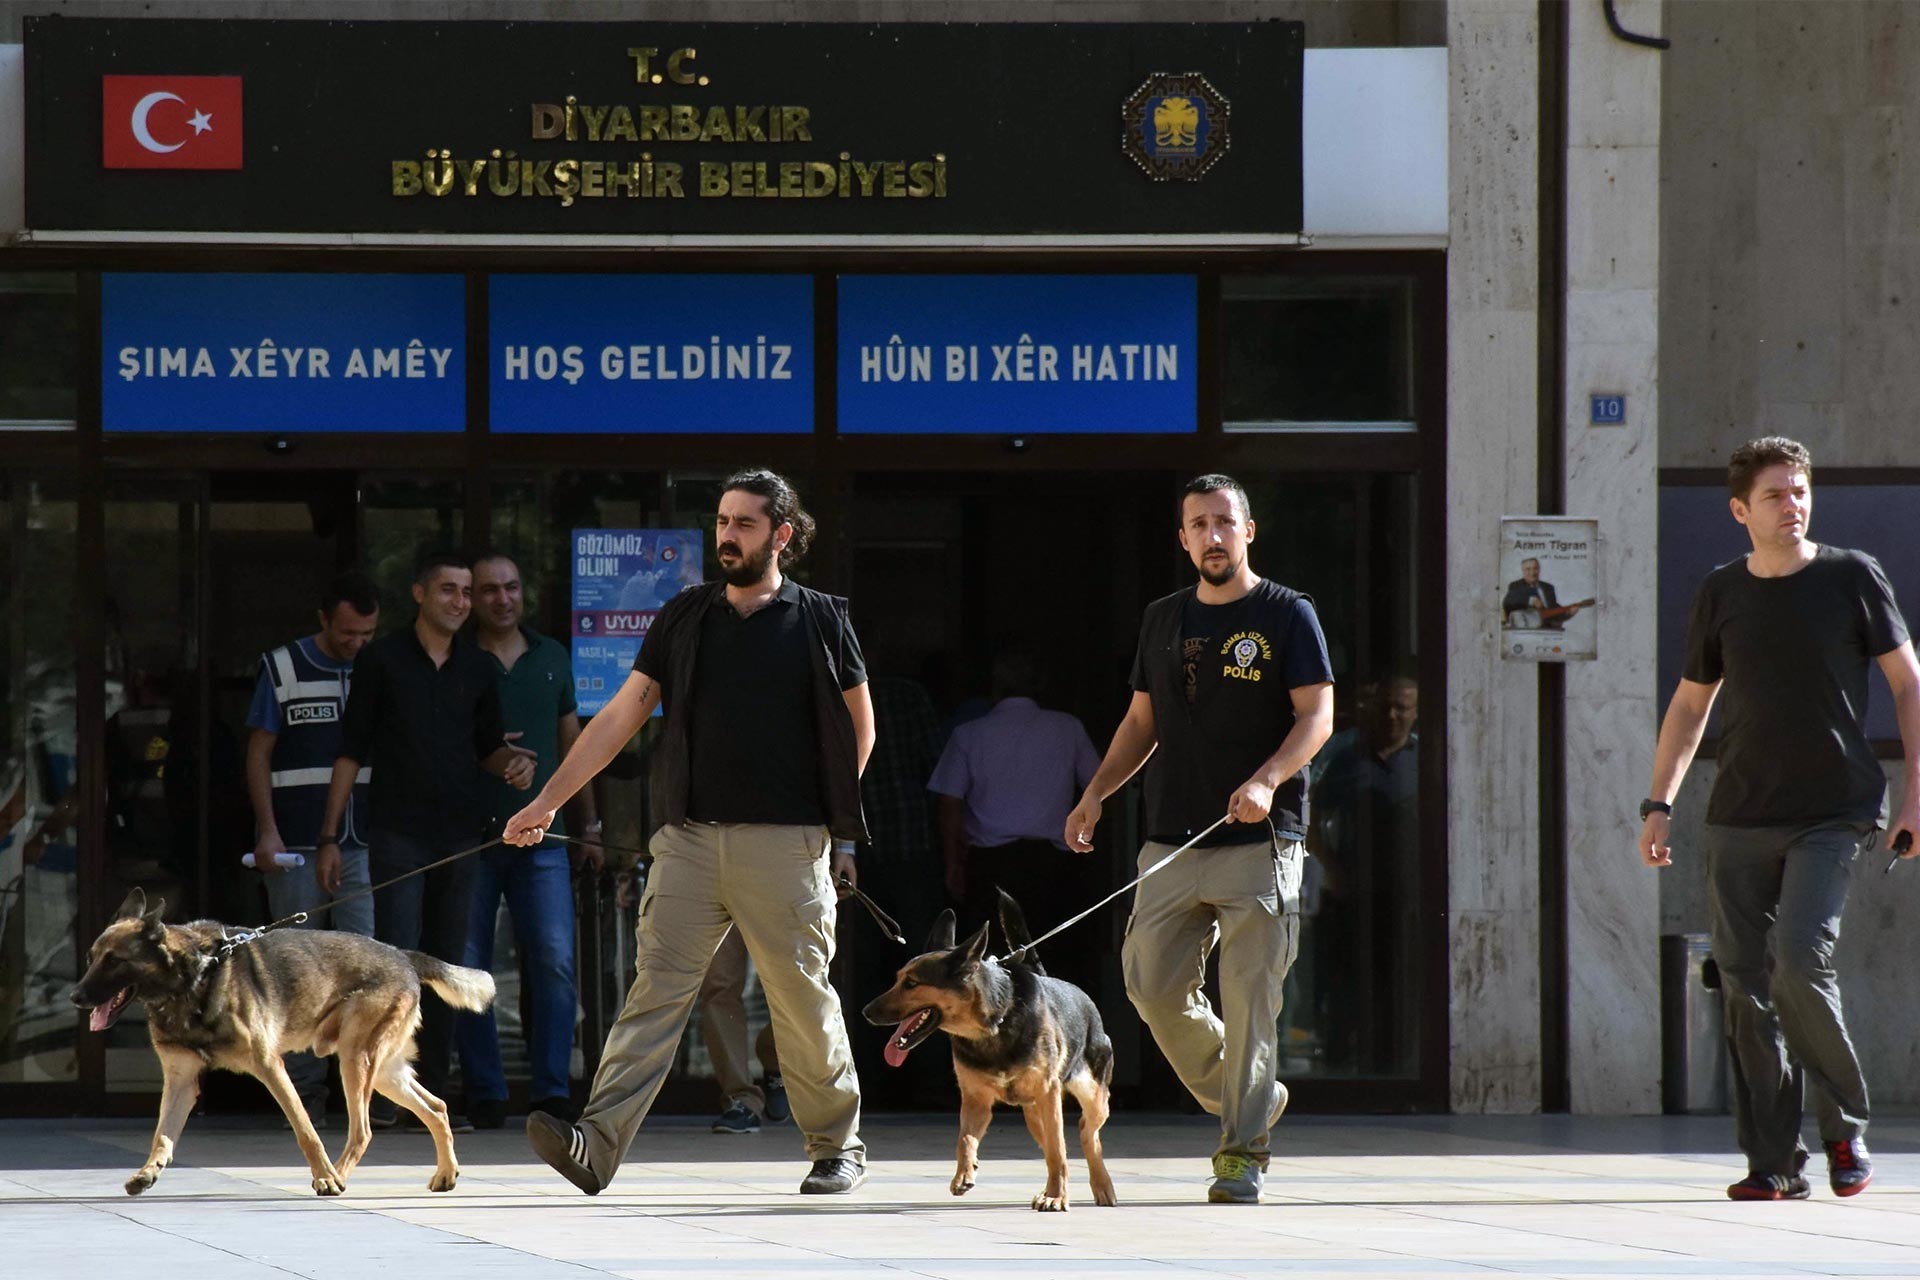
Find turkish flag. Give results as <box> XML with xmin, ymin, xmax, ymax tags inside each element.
<box><xmin>102</xmin><ymin>76</ymin><xmax>243</xmax><ymax>170</ymax></box>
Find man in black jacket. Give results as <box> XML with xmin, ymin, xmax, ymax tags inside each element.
<box><xmin>1067</xmin><ymin>474</ymin><xmax>1333</xmax><ymax>1206</ymax></box>
<box><xmin>507</xmin><ymin>470</ymin><xmax>875</xmax><ymax>1198</ymax></box>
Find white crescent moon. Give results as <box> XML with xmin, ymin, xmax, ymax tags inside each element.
<box><xmin>131</xmin><ymin>91</ymin><xmax>185</xmax><ymax>154</ymax></box>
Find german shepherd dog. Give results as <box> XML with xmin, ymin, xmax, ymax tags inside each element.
<box><xmin>862</xmin><ymin>890</ymin><xmax>1116</xmax><ymax>1211</ymax></box>
<box><xmin>71</xmin><ymin>888</ymin><xmax>495</xmax><ymax>1197</ymax></box>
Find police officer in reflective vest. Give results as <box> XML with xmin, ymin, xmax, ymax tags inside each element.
<box><xmin>243</xmin><ymin>569</ymin><xmax>382</xmax><ymax>1123</ymax></box>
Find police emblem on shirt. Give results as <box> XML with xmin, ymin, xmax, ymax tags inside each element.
<box><xmin>1220</xmin><ymin>631</ymin><xmax>1273</xmax><ymax>681</ymax></box>
<box><xmin>1122</xmin><ymin>72</ymin><xmax>1231</xmax><ymax>182</ymax></box>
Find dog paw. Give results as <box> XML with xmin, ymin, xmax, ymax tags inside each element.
<box><xmin>1092</xmin><ymin>1184</ymin><xmax>1118</xmax><ymax>1207</ymax></box>
<box><xmin>312</xmin><ymin>1175</ymin><xmax>345</xmax><ymax>1197</ymax></box>
<box><xmin>950</xmin><ymin>1173</ymin><xmax>975</xmax><ymax>1196</ymax></box>
<box><xmin>124</xmin><ymin>1171</ymin><xmax>156</xmax><ymax>1196</ymax></box>
<box><xmin>1031</xmin><ymin>1192</ymin><xmax>1069</xmax><ymax>1212</ymax></box>
<box><xmin>428</xmin><ymin>1168</ymin><xmax>458</xmax><ymax>1193</ymax></box>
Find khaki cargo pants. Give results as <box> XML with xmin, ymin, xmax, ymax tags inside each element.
<box><xmin>576</xmin><ymin>822</ymin><xmax>863</xmax><ymax>1185</ymax></box>
<box><xmin>1122</xmin><ymin>834</ymin><xmax>1302</xmax><ymax>1166</ymax></box>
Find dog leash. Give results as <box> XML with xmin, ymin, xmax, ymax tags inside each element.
<box><xmin>239</xmin><ymin>830</ymin><xmax>905</xmax><ymax>953</ymax></box>
<box><xmin>1000</xmin><ymin>813</ymin><xmax>1233</xmax><ymax>965</ymax></box>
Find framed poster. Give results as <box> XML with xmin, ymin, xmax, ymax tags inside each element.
<box><xmin>1499</xmin><ymin>517</ymin><xmax>1599</xmax><ymax>662</ymax></box>
<box><xmin>570</xmin><ymin>528</ymin><xmax>705</xmax><ymax>715</ymax></box>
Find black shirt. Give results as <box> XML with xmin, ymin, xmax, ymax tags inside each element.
<box><xmin>635</xmin><ymin>577</ymin><xmax>866</xmax><ymax>825</ymax></box>
<box><xmin>338</xmin><ymin>627</ymin><xmax>507</xmax><ymax>842</ymax></box>
<box><xmin>1131</xmin><ymin>581</ymin><xmax>1333</xmax><ymax>844</ymax></box>
<box><xmin>1683</xmin><ymin>545</ymin><xmax>1908</xmax><ymax>827</ymax></box>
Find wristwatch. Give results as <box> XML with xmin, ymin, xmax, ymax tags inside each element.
<box><xmin>316</xmin><ymin>834</ymin><xmax>340</xmax><ymax>849</ymax></box>
<box><xmin>1638</xmin><ymin>799</ymin><xmax>1671</xmax><ymax>820</ymax></box>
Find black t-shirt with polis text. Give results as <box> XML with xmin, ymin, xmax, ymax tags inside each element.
<box><xmin>1683</xmin><ymin>544</ymin><xmax>1908</xmax><ymax>827</ymax></box>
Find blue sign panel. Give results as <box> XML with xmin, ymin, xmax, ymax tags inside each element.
<box><xmin>490</xmin><ymin>275</ymin><xmax>813</xmax><ymax>433</ymax></box>
<box><xmin>102</xmin><ymin>274</ymin><xmax>465</xmax><ymax>432</ymax></box>
<box><xmin>1589</xmin><ymin>393</ymin><xmax>1626</xmax><ymax>425</ymax></box>
<box><xmin>837</xmin><ymin>275</ymin><xmax>1197</xmax><ymax>434</ymax></box>
<box><xmin>570</xmin><ymin>528</ymin><xmax>706</xmax><ymax>717</ymax></box>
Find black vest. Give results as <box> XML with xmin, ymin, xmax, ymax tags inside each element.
<box><xmin>262</xmin><ymin>640</ymin><xmax>369</xmax><ymax>848</ymax></box>
<box><xmin>647</xmin><ymin>581</ymin><xmax>870</xmax><ymax>843</ymax></box>
<box><xmin>1136</xmin><ymin>580</ymin><xmax>1314</xmax><ymax>842</ymax></box>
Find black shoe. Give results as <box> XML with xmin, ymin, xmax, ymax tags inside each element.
<box><xmin>527</xmin><ymin>1111</ymin><xmax>602</xmax><ymax>1195</ymax></box>
<box><xmin>1826</xmin><ymin>1139</ymin><xmax>1873</xmax><ymax>1197</ymax></box>
<box><xmin>1727</xmin><ymin>1172</ymin><xmax>1811</xmax><ymax>1201</ymax></box>
<box><xmin>468</xmin><ymin>1098</ymin><xmax>508</xmax><ymax>1130</ymax></box>
<box><xmin>369</xmin><ymin>1102</ymin><xmax>400</xmax><ymax>1130</ymax></box>
<box><xmin>799</xmin><ymin>1157</ymin><xmax>866</xmax><ymax>1194</ymax></box>
<box><xmin>529</xmin><ymin>1095</ymin><xmax>580</xmax><ymax>1124</ymax></box>
<box><xmin>762</xmin><ymin>1073</ymin><xmax>791</xmax><ymax>1124</ymax></box>
<box><xmin>712</xmin><ymin>1104</ymin><xmax>761</xmax><ymax>1135</ymax></box>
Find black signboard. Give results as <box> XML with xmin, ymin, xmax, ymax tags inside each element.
<box><xmin>24</xmin><ymin>17</ymin><xmax>1303</xmax><ymax>238</ymax></box>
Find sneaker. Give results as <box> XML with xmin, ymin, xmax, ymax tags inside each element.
<box><xmin>712</xmin><ymin>1104</ymin><xmax>761</xmax><ymax>1135</ymax></box>
<box><xmin>468</xmin><ymin>1098</ymin><xmax>507</xmax><ymax>1130</ymax></box>
<box><xmin>527</xmin><ymin>1111</ymin><xmax>602</xmax><ymax>1196</ymax></box>
<box><xmin>529</xmin><ymin>1095</ymin><xmax>580</xmax><ymax>1124</ymax></box>
<box><xmin>799</xmin><ymin>1157</ymin><xmax>867</xmax><ymax>1194</ymax></box>
<box><xmin>1825</xmin><ymin>1139</ymin><xmax>1873</xmax><ymax>1197</ymax></box>
<box><xmin>762</xmin><ymin>1073</ymin><xmax>791</xmax><ymax>1124</ymax></box>
<box><xmin>1727</xmin><ymin>1172</ymin><xmax>1812</xmax><ymax>1201</ymax></box>
<box><xmin>369</xmin><ymin>1101</ymin><xmax>400</xmax><ymax>1130</ymax></box>
<box><xmin>1208</xmin><ymin>1152</ymin><xmax>1265</xmax><ymax>1204</ymax></box>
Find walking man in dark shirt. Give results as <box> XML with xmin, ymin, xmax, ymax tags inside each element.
<box><xmin>318</xmin><ymin>552</ymin><xmax>536</xmax><ymax>1126</ymax></box>
<box><xmin>506</xmin><ymin>470</ymin><xmax>875</xmax><ymax>1197</ymax></box>
<box><xmin>1641</xmin><ymin>436</ymin><xmax>1920</xmax><ymax>1201</ymax></box>
<box><xmin>1066</xmin><ymin>473</ymin><xmax>1334</xmax><ymax>1206</ymax></box>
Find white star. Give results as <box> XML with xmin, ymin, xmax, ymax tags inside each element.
<box><xmin>188</xmin><ymin>109</ymin><xmax>213</xmax><ymax>135</ymax></box>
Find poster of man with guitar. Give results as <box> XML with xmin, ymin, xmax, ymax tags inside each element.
<box><xmin>1499</xmin><ymin>518</ymin><xmax>1599</xmax><ymax>661</ymax></box>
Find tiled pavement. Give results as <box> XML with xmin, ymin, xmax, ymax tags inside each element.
<box><xmin>2</xmin><ymin>1112</ymin><xmax>1915</xmax><ymax>1279</ymax></box>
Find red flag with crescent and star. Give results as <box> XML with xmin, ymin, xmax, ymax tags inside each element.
<box><xmin>102</xmin><ymin>75</ymin><xmax>243</xmax><ymax>170</ymax></box>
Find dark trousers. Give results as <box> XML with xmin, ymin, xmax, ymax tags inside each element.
<box><xmin>369</xmin><ymin>827</ymin><xmax>479</xmax><ymax>1104</ymax></box>
<box><xmin>1706</xmin><ymin>820</ymin><xmax>1872</xmax><ymax>1176</ymax></box>
<box><xmin>961</xmin><ymin>838</ymin><xmax>1096</xmax><ymax>995</ymax></box>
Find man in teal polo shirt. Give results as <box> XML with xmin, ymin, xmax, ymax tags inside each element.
<box><xmin>458</xmin><ymin>551</ymin><xmax>603</xmax><ymax>1128</ymax></box>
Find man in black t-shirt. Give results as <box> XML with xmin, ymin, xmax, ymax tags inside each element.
<box><xmin>1066</xmin><ymin>474</ymin><xmax>1334</xmax><ymax>1205</ymax></box>
<box><xmin>505</xmin><ymin>471</ymin><xmax>875</xmax><ymax>1199</ymax></box>
<box><xmin>1641</xmin><ymin>437</ymin><xmax>1920</xmax><ymax>1203</ymax></box>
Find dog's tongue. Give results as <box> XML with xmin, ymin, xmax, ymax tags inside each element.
<box><xmin>884</xmin><ymin>1020</ymin><xmax>916</xmax><ymax>1068</ymax></box>
<box><xmin>89</xmin><ymin>989</ymin><xmax>128</xmax><ymax>1032</ymax></box>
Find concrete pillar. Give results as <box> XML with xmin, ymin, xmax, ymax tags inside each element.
<box><xmin>1446</xmin><ymin>0</ymin><xmax>1542</xmax><ymax>1113</ymax></box>
<box><xmin>1562</xmin><ymin>0</ymin><xmax>1663</xmax><ymax>1115</ymax></box>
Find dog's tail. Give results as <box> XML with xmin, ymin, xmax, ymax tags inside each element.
<box><xmin>406</xmin><ymin>952</ymin><xmax>496</xmax><ymax>1012</ymax></box>
<box><xmin>995</xmin><ymin>887</ymin><xmax>1047</xmax><ymax>975</ymax></box>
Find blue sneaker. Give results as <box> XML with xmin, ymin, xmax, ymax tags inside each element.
<box><xmin>1208</xmin><ymin>1152</ymin><xmax>1264</xmax><ymax>1204</ymax></box>
<box><xmin>762</xmin><ymin>1073</ymin><xmax>791</xmax><ymax>1124</ymax></box>
<box><xmin>712</xmin><ymin>1103</ymin><xmax>760</xmax><ymax>1134</ymax></box>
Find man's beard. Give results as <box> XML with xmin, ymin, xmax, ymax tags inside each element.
<box><xmin>1198</xmin><ymin>552</ymin><xmax>1240</xmax><ymax>586</ymax></box>
<box><xmin>719</xmin><ymin>540</ymin><xmax>775</xmax><ymax>587</ymax></box>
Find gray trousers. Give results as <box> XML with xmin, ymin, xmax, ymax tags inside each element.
<box><xmin>1706</xmin><ymin>821</ymin><xmax>1871</xmax><ymax>1176</ymax></box>
<box><xmin>1122</xmin><ymin>836</ymin><xmax>1302</xmax><ymax>1165</ymax></box>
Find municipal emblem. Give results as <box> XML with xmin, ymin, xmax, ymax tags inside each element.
<box><xmin>1232</xmin><ymin>637</ymin><xmax>1259</xmax><ymax>669</ymax></box>
<box><xmin>1122</xmin><ymin>72</ymin><xmax>1230</xmax><ymax>182</ymax></box>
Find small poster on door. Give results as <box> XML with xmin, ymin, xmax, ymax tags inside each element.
<box><xmin>570</xmin><ymin>529</ymin><xmax>706</xmax><ymax>715</ymax></box>
<box><xmin>1499</xmin><ymin>517</ymin><xmax>1599</xmax><ymax>662</ymax></box>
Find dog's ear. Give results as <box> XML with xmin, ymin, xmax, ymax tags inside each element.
<box><xmin>142</xmin><ymin>896</ymin><xmax>167</xmax><ymax>926</ymax></box>
<box><xmin>995</xmin><ymin>887</ymin><xmax>1033</xmax><ymax>950</ymax></box>
<box><xmin>114</xmin><ymin>888</ymin><xmax>147</xmax><ymax>921</ymax></box>
<box><xmin>955</xmin><ymin>920</ymin><xmax>991</xmax><ymax>969</ymax></box>
<box><xmin>927</xmin><ymin>909</ymin><xmax>956</xmax><ymax>952</ymax></box>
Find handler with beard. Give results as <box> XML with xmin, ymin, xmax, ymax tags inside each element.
<box><xmin>1065</xmin><ymin>473</ymin><xmax>1333</xmax><ymax>1206</ymax></box>
<box><xmin>505</xmin><ymin>469</ymin><xmax>875</xmax><ymax>1197</ymax></box>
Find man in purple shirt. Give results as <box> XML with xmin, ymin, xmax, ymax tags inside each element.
<box><xmin>927</xmin><ymin>650</ymin><xmax>1100</xmax><ymax>987</ymax></box>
